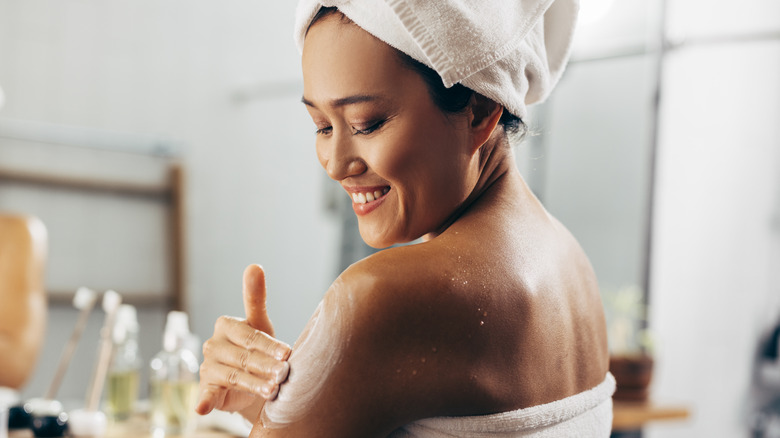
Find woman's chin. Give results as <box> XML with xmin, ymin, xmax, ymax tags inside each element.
<box><xmin>361</xmin><ymin>236</ymin><xmax>393</xmax><ymax>250</ymax></box>
<box><xmin>358</xmin><ymin>227</ymin><xmax>394</xmax><ymax>250</ymax></box>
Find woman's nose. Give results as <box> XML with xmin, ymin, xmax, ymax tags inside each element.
<box><xmin>319</xmin><ymin>135</ymin><xmax>367</xmax><ymax>181</ymax></box>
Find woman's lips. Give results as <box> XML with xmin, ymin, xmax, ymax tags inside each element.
<box><xmin>348</xmin><ymin>186</ymin><xmax>390</xmax><ymax>216</ymax></box>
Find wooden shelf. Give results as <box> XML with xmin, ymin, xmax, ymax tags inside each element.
<box><xmin>0</xmin><ymin>163</ymin><xmax>187</xmax><ymax>313</ymax></box>
<box><xmin>613</xmin><ymin>400</ymin><xmax>691</xmax><ymax>431</ymax></box>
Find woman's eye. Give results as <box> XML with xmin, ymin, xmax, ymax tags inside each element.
<box><xmin>352</xmin><ymin>119</ymin><xmax>386</xmax><ymax>136</ymax></box>
<box><xmin>315</xmin><ymin>126</ymin><xmax>332</xmax><ymax>135</ymax></box>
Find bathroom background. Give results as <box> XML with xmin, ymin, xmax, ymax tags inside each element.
<box><xmin>1</xmin><ymin>1</ymin><xmax>779</xmax><ymax>437</ymax></box>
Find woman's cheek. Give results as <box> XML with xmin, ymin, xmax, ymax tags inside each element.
<box><xmin>315</xmin><ymin>140</ymin><xmax>329</xmax><ymax>171</ymax></box>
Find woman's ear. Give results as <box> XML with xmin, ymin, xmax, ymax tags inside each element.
<box><xmin>468</xmin><ymin>94</ymin><xmax>503</xmax><ymax>152</ymax></box>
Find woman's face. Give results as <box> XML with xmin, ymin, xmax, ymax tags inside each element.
<box><xmin>302</xmin><ymin>14</ymin><xmax>479</xmax><ymax>248</ymax></box>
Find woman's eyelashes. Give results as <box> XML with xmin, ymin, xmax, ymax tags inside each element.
<box><xmin>314</xmin><ymin>120</ymin><xmax>387</xmax><ymax>136</ymax></box>
<box><xmin>351</xmin><ymin>119</ymin><xmax>386</xmax><ymax>136</ymax></box>
<box><xmin>314</xmin><ymin>118</ymin><xmax>387</xmax><ymax>136</ymax></box>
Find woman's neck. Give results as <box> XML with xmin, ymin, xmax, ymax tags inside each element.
<box><xmin>423</xmin><ymin>134</ymin><xmax>521</xmax><ymax>241</ymax></box>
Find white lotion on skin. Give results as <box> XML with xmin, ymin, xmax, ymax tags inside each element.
<box><xmin>261</xmin><ymin>279</ymin><xmax>353</xmax><ymax>427</ymax></box>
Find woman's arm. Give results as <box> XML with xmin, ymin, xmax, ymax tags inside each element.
<box><xmin>253</xmin><ymin>251</ymin><xmax>492</xmax><ymax>437</ymax></box>
<box><xmin>0</xmin><ymin>215</ymin><xmax>47</xmax><ymax>389</ymax></box>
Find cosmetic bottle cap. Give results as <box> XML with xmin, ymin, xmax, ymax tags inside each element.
<box><xmin>163</xmin><ymin>311</ymin><xmax>191</xmax><ymax>352</ymax></box>
<box><xmin>68</xmin><ymin>409</ymin><xmax>106</xmax><ymax>437</ymax></box>
<box><xmin>113</xmin><ymin>305</ymin><xmax>139</xmax><ymax>344</ymax></box>
<box><xmin>24</xmin><ymin>398</ymin><xmax>63</xmax><ymax>417</ymax></box>
<box><xmin>72</xmin><ymin>287</ymin><xmax>97</xmax><ymax>310</ymax></box>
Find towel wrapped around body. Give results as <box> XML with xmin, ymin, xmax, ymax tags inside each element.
<box><xmin>388</xmin><ymin>373</ymin><xmax>615</xmax><ymax>438</ymax></box>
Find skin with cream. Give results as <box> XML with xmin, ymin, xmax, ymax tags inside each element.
<box><xmin>260</xmin><ymin>278</ymin><xmax>351</xmax><ymax>427</ymax></box>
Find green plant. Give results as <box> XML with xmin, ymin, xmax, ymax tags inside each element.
<box><xmin>602</xmin><ymin>284</ymin><xmax>653</xmax><ymax>355</ymax></box>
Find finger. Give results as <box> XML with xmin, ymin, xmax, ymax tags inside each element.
<box><xmin>199</xmin><ymin>360</ymin><xmax>280</xmax><ymax>399</ymax></box>
<box><xmin>243</xmin><ymin>264</ymin><xmax>274</xmax><ymax>334</ymax></box>
<box><xmin>214</xmin><ymin>316</ymin><xmax>291</xmax><ymax>360</ymax></box>
<box><xmin>203</xmin><ymin>336</ymin><xmax>290</xmax><ymax>383</ymax></box>
<box><xmin>195</xmin><ymin>384</ymin><xmax>224</xmax><ymax>415</ymax></box>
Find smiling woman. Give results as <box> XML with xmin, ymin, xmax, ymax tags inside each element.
<box><xmin>302</xmin><ymin>21</ymin><xmax>481</xmax><ymax>248</ymax></box>
<box><xmin>197</xmin><ymin>1</ymin><xmax>614</xmax><ymax>437</ymax></box>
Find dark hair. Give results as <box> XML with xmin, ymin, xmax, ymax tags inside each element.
<box><xmin>394</xmin><ymin>53</ymin><xmax>525</xmax><ymax>137</ymax></box>
<box><xmin>308</xmin><ymin>7</ymin><xmax>526</xmax><ymax>139</ymax></box>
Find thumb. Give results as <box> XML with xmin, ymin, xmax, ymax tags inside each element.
<box><xmin>243</xmin><ymin>264</ymin><xmax>275</xmax><ymax>336</ymax></box>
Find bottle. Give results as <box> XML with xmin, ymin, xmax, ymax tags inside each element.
<box><xmin>148</xmin><ymin>311</ymin><xmax>200</xmax><ymax>436</ymax></box>
<box><xmin>106</xmin><ymin>304</ymin><xmax>141</xmax><ymax>421</ymax></box>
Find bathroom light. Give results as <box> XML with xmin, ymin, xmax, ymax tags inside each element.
<box><xmin>578</xmin><ymin>0</ymin><xmax>616</xmax><ymax>26</ymax></box>
<box><xmin>0</xmin><ymin>84</ymin><xmax>5</xmax><ymax>111</ymax></box>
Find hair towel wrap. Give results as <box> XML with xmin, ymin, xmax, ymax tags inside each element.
<box><xmin>294</xmin><ymin>0</ymin><xmax>579</xmax><ymax>119</ymax></box>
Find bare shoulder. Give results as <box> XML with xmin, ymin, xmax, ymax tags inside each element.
<box><xmin>255</xmin><ymin>217</ymin><xmax>608</xmax><ymax>437</ymax></box>
<box><xmin>255</xmin><ymin>244</ymin><xmax>491</xmax><ymax>437</ymax></box>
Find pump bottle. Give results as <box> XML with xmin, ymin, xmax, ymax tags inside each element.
<box><xmin>148</xmin><ymin>311</ymin><xmax>200</xmax><ymax>436</ymax></box>
<box><xmin>106</xmin><ymin>304</ymin><xmax>141</xmax><ymax>421</ymax></box>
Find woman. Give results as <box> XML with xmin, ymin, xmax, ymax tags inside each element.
<box><xmin>197</xmin><ymin>0</ymin><xmax>613</xmax><ymax>436</ymax></box>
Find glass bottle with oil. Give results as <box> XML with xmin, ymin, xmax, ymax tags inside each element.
<box><xmin>149</xmin><ymin>311</ymin><xmax>199</xmax><ymax>436</ymax></box>
<box><xmin>107</xmin><ymin>304</ymin><xmax>141</xmax><ymax>422</ymax></box>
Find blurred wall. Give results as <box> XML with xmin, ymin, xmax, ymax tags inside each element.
<box><xmin>648</xmin><ymin>1</ymin><xmax>780</xmax><ymax>436</ymax></box>
<box><xmin>0</xmin><ymin>1</ymin><xmax>339</xmax><ymax>401</ymax></box>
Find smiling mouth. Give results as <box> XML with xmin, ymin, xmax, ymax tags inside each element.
<box><xmin>351</xmin><ymin>187</ymin><xmax>390</xmax><ymax>204</ymax></box>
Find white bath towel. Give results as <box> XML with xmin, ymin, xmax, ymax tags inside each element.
<box><xmin>388</xmin><ymin>373</ymin><xmax>615</xmax><ymax>437</ymax></box>
<box><xmin>294</xmin><ymin>0</ymin><xmax>579</xmax><ymax>119</ymax></box>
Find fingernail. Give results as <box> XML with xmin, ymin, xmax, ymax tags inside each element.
<box><xmin>275</xmin><ymin>345</ymin><xmax>291</xmax><ymax>361</ymax></box>
<box><xmin>272</xmin><ymin>361</ymin><xmax>290</xmax><ymax>384</ymax></box>
<box><xmin>195</xmin><ymin>391</ymin><xmax>213</xmax><ymax>414</ymax></box>
<box><xmin>262</xmin><ymin>383</ymin><xmax>277</xmax><ymax>399</ymax></box>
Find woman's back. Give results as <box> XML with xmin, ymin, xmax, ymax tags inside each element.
<box><xmin>359</xmin><ymin>164</ymin><xmax>609</xmax><ymax>414</ymax></box>
<box><xmin>256</xmin><ymin>162</ymin><xmax>609</xmax><ymax>437</ymax></box>
<box><xmin>424</xmin><ymin>167</ymin><xmax>608</xmax><ymax>409</ymax></box>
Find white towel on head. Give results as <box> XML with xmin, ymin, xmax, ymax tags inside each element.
<box><xmin>294</xmin><ymin>0</ymin><xmax>579</xmax><ymax>119</ymax></box>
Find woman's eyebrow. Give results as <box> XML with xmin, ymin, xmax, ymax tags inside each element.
<box><xmin>301</xmin><ymin>94</ymin><xmax>383</xmax><ymax>109</ymax></box>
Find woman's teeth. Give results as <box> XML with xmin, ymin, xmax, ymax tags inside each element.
<box><xmin>351</xmin><ymin>187</ymin><xmax>389</xmax><ymax>204</ymax></box>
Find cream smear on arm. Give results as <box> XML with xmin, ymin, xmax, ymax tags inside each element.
<box><xmin>260</xmin><ymin>277</ymin><xmax>353</xmax><ymax>427</ymax></box>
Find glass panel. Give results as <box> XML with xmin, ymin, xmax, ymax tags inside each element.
<box><xmin>520</xmin><ymin>53</ymin><xmax>656</xmax><ymax>294</ymax></box>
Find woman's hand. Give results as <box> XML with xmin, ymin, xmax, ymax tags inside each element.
<box><xmin>196</xmin><ymin>265</ymin><xmax>292</xmax><ymax>421</ymax></box>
